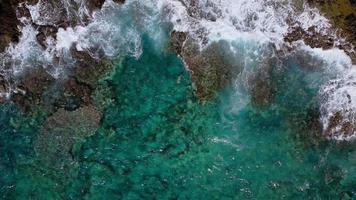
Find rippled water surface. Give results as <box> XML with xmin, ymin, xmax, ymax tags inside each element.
<box><xmin>1</xmin><ymin>37</ymin><xmax>356</xmax><ymax>199</ymax></box>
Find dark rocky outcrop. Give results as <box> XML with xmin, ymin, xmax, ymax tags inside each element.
<box><xmin>171</xmin><ymin>31</ymin><xmax>240</xmax><ymax>100</ymax></box>
<box><xmin>0</xmin><ymin>0</ymin><xmax>126</xmax><ymax>52</ymax></box>
<box><xmin>171</xmin><ymin>30</ymin><xmax>278</xmax><ymax>107</ymax></box>
<box><xmin>323</xmin><ymin>111</ymin><xmax>356</xmax><ymax>140</ymax></box>
<box><xmin>11</xmin><ymin>67</ymin><xmax>55</xmax><ymax>110</ymax></box>
<box><xmin>307</xmin><ymin>0</ymin><xmax>356</xmax><ymax>63</ymax></box>
<box><xmin>0</xmin><ymin>0</ymin><xmax>22</xmax><ymax>52</ymax></box>
<box><xmin>284</xmin><ymin>26</ymin><xmax>334</xmax><ymax>49</ymax></box>
<box><xmin>0</xmin><ymin>0</ymin><xmax>124</xmax><ymax>111</ymax></box>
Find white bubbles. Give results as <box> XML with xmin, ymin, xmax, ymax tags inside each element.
<box><xmin>0</xmin><ymin>0</ymin><xmax>161</xmax><ymax>77</ymax></box>
<box><xmin>156</xmin><ymin>0</ymin><xmax>331</xmax><ymax>49</ymax></box>
<box><xmin>155</xmin><ymin>0</ymin><xmax>356</xmax><ymax>140</ymax></box>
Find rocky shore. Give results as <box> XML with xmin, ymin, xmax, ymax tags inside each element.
<box><xmin>1</xmin><ymin>0</ymin><xmax>354</xmax><ymax>106</ymax></box>
<box><xmin>0</xmin><ymin>0</ymin><xmax>124</xmax><ymax>108</ymax></box>
<box><xmin>168</xmin><ymin>0</ymin><xmax>356</xmax><ymax>140</ymax></box>
<box><xmin>0</xmin><ymin>0</ymin><xmax>124</xmax><ymax>168</ymax></box>
<box><xmin>306</xmin><ymin>0</ymin><xmax>356</xmax><ymax>63</ymax></box>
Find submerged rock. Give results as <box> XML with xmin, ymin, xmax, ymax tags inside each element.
<box><xmin>248</xmin><ymin>70</ymin><xmax>275</xmax><ymax>108</ymax></box>
<box><xmin>11</xmin><ymin>67</ymin><xmax>55</xmax><ymax>110</ymax></box>
<box><xmin>35</xmin><ymin>105</ymin><xmax>102</xmax><ymax>168</ymax></box>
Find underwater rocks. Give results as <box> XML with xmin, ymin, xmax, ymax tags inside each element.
<box><xmin>35</xmin><ymin>105</ymin><xmax>102</xmax><ymax>168</ymax></box>
<box><xmin>0</xmin><ymin>75</ymin><xmax>10</xmax><ymax>103</ymax></box>
<box><xmin>12</xmin><ymin>67</ymin><xmax>55</xmax><ymax>110</ymax></box>
<box><xmin>248</xmin><ymin>69</ymin><xmax>276</xmax><ymax>108</ymax></box>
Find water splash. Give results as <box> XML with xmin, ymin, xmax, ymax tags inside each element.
<box><xmin>156</xmin><ymin>0</ymin><xmax>356</xmax><ymax>140</ymax></box>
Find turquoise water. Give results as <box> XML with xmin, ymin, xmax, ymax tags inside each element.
<box><xmin>1</xmin><ymin>36</ymin><xmax>356</xmax><ymax>199</ymax></box>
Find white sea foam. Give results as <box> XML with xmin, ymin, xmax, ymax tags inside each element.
<box><xmin>155</xmin><ymin>0</ymin><xmax>356</xmax><ymax>140</ymax></box>
<box><xmin>1</xmin><ymin>23</ymin><xmax>52</xmax><ymax>75</ymax></box>
<box><xmin>294</xmin><ymin>44</ymin><xmax>356</xmax><ymax>141</ymax></box>
<box><xmin>319</xmin><ymin>67</ymin><xmax>356</xmax><ymax>140</ymax></box>
<box><xmin>3</xmin><ymin>0</ymin><xmax>336</xmax><ymax>77</ymax></box>
<box><xmin>298</xmin><ymin>42</ymin><xmax>353</xmax><ymax>73</ymax></box>
<box><xmin>156</xmin><ymin>0</ymin><xmax>331</xmax><ymax>48</ymax></box>
<box><xmin>1</xmin><ymin>0</ymin><xmax>151</xmax><ymax>76</ymax></box>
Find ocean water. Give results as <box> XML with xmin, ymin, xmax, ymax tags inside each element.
<box><xmin>1</xmin><ymin>0</ymin><xmax>356</xmax><ymax>199</ymax></box>
<box><xmin>1</xmin><ymin>36</ymin><xmax>356</xmax><ymax>199</ymax></box>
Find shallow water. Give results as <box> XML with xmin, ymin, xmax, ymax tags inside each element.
<box><xmin>1</xmin><ymin>36</ymin><xmax>355</xmax><ymax>199</ymax></box>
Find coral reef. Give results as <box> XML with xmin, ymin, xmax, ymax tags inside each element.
<box><xmin>35</xmin><ymin>105</ymin><xmax>102</xmax><ymax>168</ymax></box>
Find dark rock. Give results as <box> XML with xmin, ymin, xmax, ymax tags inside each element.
<box><xmin>324</xmin><ymin>112</ymin><xmax>356</xmax><ymax>140</ymax></box>
<box><xmin>35</xmin><ymin>25</ymin><xmax>58</xmax><ymax>49</ymax></box>
<box><xmin>170</xmin><ymin>31</ymin><xmax>187</xmax><ymax>55</ymax></box>
<box><xmin>12</xmin><ymin>67</ymin><xmax>55</xmax><ymax>110</ymax></box>
<box><xmin>172</xmin><ymin>35</ymin><xmax>241</xmax><ymax>100</ymax></box>
<box><xmin>0</xmin><ymin>74</ymin><xmax>9</xmax><ymax>103</ymax></box>
<box><xmin>113</xmin><ymin>0</ymin><xmax>125</xmax><ymax>3</ymax></box>
<box><xmin>64</xmin><ymin>78</ymin><xmax>92</xmax><ymax>105</ymax></box>
<box><xmin>284</xmin><ymin>26</ymin><xmax>334</xmax><ymax>49</ymax></box>
<box><xmin>345</xmin><ymin>14</ymin><xmax>356</xmax><ymax>31</ymax></box>
<box><xmin>308</xmin><ymin>0</ymin><xmax>356</xmax><ymax>63</ymax></box>
<box><xmin>179</xmin><ymin>0</ymin><xmax>221</xmax><ymax>22</ymax></box>
<box><xmin>249</xmin><ymin>71</ymin><xmax>275</xmax><ymax>108</ymax></box>
<box><xmin>63</xmin><ymin>96</ymin><xmax>81</xmax><ymax>111</ymax></box>
<box><xmin>70</xmin><ymin>48</ymin><xmax>112</xmax><ymax>88</ymax></box>
<box><xmin>171</xmin><ymin>30</ymin><xmax>278</xmax><ymax>106</ymax></box>
<box><xmin>0</xmin><ymin>0</ymin><xmax>127</xmax><ymax>111</ymax></box>
<box><xmin>0</xmin><ymin>0</ymin><xmax>22</xmax><ymax>52</ymax></box>
<box><xmin>86</xmin><ymin>0</ymin><xmax>125</xmax><ymax>13</ymax></box>
<box><xmin>0</xmin><ymin>0</ymin><xmax>126</xmax><ymax>52</ymax></box>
